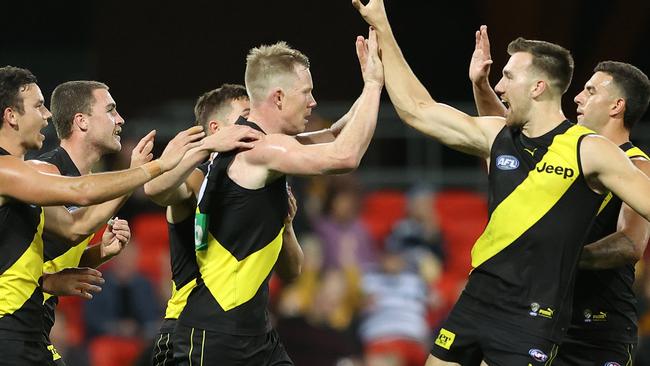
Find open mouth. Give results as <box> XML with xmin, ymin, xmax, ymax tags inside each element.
<box><xmin>501</xmin><ymin>99</ymin><xmax>510</xmax><ymax>110</ymax></box>
<box><xmin>113</xmin><ymin>129</ymin><xmax>122</xmax><ymax>140</ymax></box>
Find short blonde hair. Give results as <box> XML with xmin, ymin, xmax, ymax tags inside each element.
<box><xmin>245</xmin><ymin>41</ymin><xmax>310</xmax><ymax>103</ymax></box>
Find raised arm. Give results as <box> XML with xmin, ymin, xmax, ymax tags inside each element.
<box><xmin>579</xmin><ymin>158</ymin><xmax>650</xmax><ymax>269</ymax></box>
<box><xmin>244</xmin><ymin>29</ymin><xmax>383</xmax><ymax>176</ymax></box>
<box><xmin>0</xmin><ymin>126</ymin><xmax>204</xmax><ymax>207</ymax></box>
<box><xmin>469</xmin><ymin>25</ymin><xmax>507</xmax><ymax>117</ymax></box>
<box><xmin>582</xmin><ymin>136</ymin><xmax>650</xmax><ymax>223</ymax></box>
<box><xmin>144</xmin><ymin>124</ymin><xmax>261</xmax><ymax>206</ymax></box>
<box><xmin>353</xmin><ymin>0</ymin><xmax>503</xmax><ymax>158</ymax></box>
<box><xmin>295</xmin><ymin>90</ymin><xmax>362</xmax><ymax>144</ymax></box>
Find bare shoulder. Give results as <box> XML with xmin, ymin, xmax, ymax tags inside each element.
<box><xmin>241</xmin><ymin>133</ymin><xmax>301</xmax><ymax>164</ymax></box>
<box><xmin>25</xmin><ymin>160</ymin><xmax>61</xmax><ymax>175</ymax></box>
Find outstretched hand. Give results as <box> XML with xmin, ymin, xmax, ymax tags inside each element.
<box><xmin>201</xmin><ymin>124</ymin><xmax>263</xmax><ymax>153</ymax></box>
<box><xmin>41</xmin><ymin>267</ymin><xmax>104</xmax><ymax>300</ymax></box>
<box><xmin>158</xmin><ymin>126</ymin><xmax>205</xmax><ymax>171</ymax></box>
<box><xmin>469</xmin><ymin>25</ymin><xmax>493</xmax><ymax>84</ymax></box>
<box><xmin>130</xmin><ymin>130</ymin><xmax>156</xmax><ymax>168</ymax></box>
<box><xmin>356</xmin><ymin>27</ymin><xmax>384</xmax><ymax>87</ymax></box>
<box><xmin>352</xmin><ymin>0</ymin><xmax>388</xmax><ymax>29</ymax></box>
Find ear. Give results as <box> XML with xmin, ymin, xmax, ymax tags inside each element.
<box><xmin>2</xmin><ymin>107</ymin><xmax>18</xmax><ymax>129</ymax></box>
<box><xmin>73</xmin><ymin>112</ymin><xmax>89</xmax><ymax>132</ymax></box>
<box><xmin>272</xmin><ymin>88</ymin><xmax>284</xmax><ymax>110</ymax></box>
<box><xmin>530</xmin><ymin>80</ymin><xmax>547</xmax><ymax>99</ymax></box>
<box><xmin>208</xmin><ymin>120</ymin><xmax>220</xmax><ymax>134</ymax></box>
<box><xmin>610</xmin><ymin>98</ymin><xmax>625</xmax><ymax>118</ymax></box>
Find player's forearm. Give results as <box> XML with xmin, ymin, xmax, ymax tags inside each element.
<box><xmin>275</xmin><ymin>225</ymin><xmax>304</xmax><ymax>283</ymax></box>
<box><xmin>296</xmin><ymin>98</ymin><xmax>362</xmax><ymax>145</ymax></box>
<box><xmin>374</xmin><ymin>22</ymin><xmax>436</xmax><ymax>121</ymax></box>
<box><xmin>472</xmin><ymin>79</ymin><xmax>506</xmax><ymax>117</ymax></box>
<box><xmin>144</xmin><ymin>148</ymin><xmax>207</xmax><ymax>204</ymax></box>
<box><xmin>579</xmin><ymin>232</ymin><xmax>639</xmax><ymax>269</ymax></box>
<box><xmin>325</xmin><ymin>84</ymin><xmax>381</xmax><ymax>172</ymax></box>
<box><xmin>78</xmin><ymin>245</ymin><xmax>103</xmax><ymax>268</ymax></box>
<box><xmin>64</xmin><ymin>197</ymin><xmax>127</xmax><ymax>244</ymax></box>
<box><xmin>62</xmin><ymin>161</ymin><xmax>165</xmax><ymax>207</ymax></box>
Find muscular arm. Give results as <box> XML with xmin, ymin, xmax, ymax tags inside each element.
<box><xmin>295</xmin><ymin>97</ymin><xmax>361</xmax><ymax>144</ymax></box>
<box><xmin>353</xmin><ymin>0</ymin><xmax>503</xmax><ymax>158</ymax></box>
<box><xmin>0</xmin><ymin>155</ymin><xmax>164</xmax><ymax>207</ymax></box>
<box><xmin>583</xmin><ymin>137</ymin><xmax>650</xmax><ymax>223</ymax></box>
<box><xmin>580</xmin><ymin>159</ymin><xmax>650</xmax><ymax>269</ymax></box>
<box><xmin>144</xmin><ymin>124</ymin><xmax>260</xmax><ymax>206</ymax></box>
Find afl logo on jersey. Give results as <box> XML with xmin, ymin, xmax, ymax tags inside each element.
<box><xmin>496</xmin><ymin>155</ymin><xmax>520</xmax><ymax>170</ymax></box>
<box><xmin>528</xmin><ymin>349</ymin><xmax>548</xmax><ymax>362</ymax></box>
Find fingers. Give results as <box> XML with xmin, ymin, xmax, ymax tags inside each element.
<box><xmin>351</xmin><ymin>0</ymin><xmax>363</xmax><ymax>11</ymax></box>
<box><xmin>356</xmin><ymin>35</ymin><xmax>367</xmax><ymax>65</ymax></box>
<box><xmin>367</xmin><ymin>27</ymin><xmax>379</xmax><ymax>55</ymax></box>
<box><xmin>135</xmin><ymin>130</ymin><xmax>156</xmax><ymax>152</ymax></box>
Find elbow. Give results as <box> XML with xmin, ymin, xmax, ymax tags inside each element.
<box><xmin>280</xmin><ymin>264</ymin><xmax>302</xmax><ymax>284</ymax></box>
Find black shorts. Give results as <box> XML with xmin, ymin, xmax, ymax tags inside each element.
<box><xmin>152</xmin><ymin>327</ymin><xmax>176</xmax><ymax>366</ymax></box>
<box><xmin>554</xmin><ymin>335</ymin><xmax>635</xmax><ymax>366</ymax></box>
<box><xmin>430</xmin><ymin>294</ymin><xmax>558</xmax><ymax>365</ymax></box>
<box><xmin>173</xmin><ymin>323</ymin><xmax>293</xmax><ymax>366</ymax></box>
<box><xmin>0</xmin><ymin>339</ymin><xmax>52</xmax><ymax>366</ymax></box>
<box><xmin>45</xmin><ymin>342</ymin><xmax>66</xmax><ymax>366</ymax></box>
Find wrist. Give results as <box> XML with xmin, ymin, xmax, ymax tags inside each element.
<box><xmin>472</xmin><ymin>78</ymin><xmax>491</xmax><ymax>90</ymax></box>
<box><xmin>141</xmin><ymin>159</ymin><xmax>165</xmax><ymax>179</ymax></box>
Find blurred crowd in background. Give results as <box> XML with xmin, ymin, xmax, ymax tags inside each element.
<box><xmin>39</xmin><ymin>117</ymin><xmax>650</xmax><ymax>366</ymax></box>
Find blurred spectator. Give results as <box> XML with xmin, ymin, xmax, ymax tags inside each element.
<box><xmin>83</xmin><ymin>242</ymin><xmax>161</xmax><ymax>340</ymax></box>
<box><xmin>385</xmin><ymin>185</ymin><xmax>445</xmax><ymax>285</ymax></box>
<box><xmin>314</xmin><ymin>175</ymin><xmax>376</xmax><ymax>270</ymax></box>
<box><xmin>359</xmin><ymin>244</ymin><xmax>432</xmax><ymax>366</ymax></box>
<box><xmin>277</xmin><ymin>235</ymin><xmax>364</xmax><ymax>366</ymax></box>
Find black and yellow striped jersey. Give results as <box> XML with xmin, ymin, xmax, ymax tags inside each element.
<box><xmin>569</xmin><ymin>142</ymin><xmax>649</xmax><ymax>342</ymax></box>
<box><xmin>179</xmin><ymin>118</ymin><xmax>288</xmax><ymax>336</ymax></box>
<box><xmin>35</xmin><ymin>147</ymin><xmax>94</xmax><ymax>342</ymax></box>
<box><xmin>464</xmin><ymin>121</ymin><xmax>602</xmax><ymax>342</ymax></box>
<box><xmin>0</xmin><ymin>147</ymin><xmax>46</xmax><ymax>341</ymax></box>
<box><xmin>162</xmin><ymin>162</ymin><xmax>208</xmax><ymax>322</ymax></box>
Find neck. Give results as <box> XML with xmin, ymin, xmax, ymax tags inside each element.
<box><xmin>521</xmin><ymin>100</ymin><xmax>567</xmax><ymax>138</ymax></box>
<box><xmin>0</xmin><ymin>132</ymin><xmax>27</xmax><ymax>159</ymax></box>
<box><xmin>597</xmin><ymin>118</ymin><xmax>630</xmax><ymax>146</ymax></box>
<box><xmin>60</xmin><ymin>136</ymin><xmax>102</xmax><ymax>174</ymax></box>
<box><xmin>247</xmin><ymin>104</ymin><xmax>284</xmax><ymax>135</ymax></box>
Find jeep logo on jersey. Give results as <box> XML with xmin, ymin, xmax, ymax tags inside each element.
<box><xmin>528</xmin><ymin>349</ymin><xmax>548</xmax><ymax>362</ymax></box>
<box><xmin>496</xmin><ymin>155</ymin><xmax>519</xmax><ymax>170</ymax></box>
<box><xmin>604</xmin><ymin>363</ymin><xmax>621</xmax><ymax>366</ymax></box>
<box><xmin>536</xmin><ymin>161</ymin><xmax>575</xmax><ymax>179</ymax></box>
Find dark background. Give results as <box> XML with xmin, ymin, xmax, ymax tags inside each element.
<box><xmin>2</xmin><ymin>0</ymin><xmax>649</xmax><ymax>121</ymax></box>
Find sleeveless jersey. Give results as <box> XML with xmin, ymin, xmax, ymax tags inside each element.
<box><xmin>35</xmin><ymin>147</ymin><xmax>95</xmax><ymax>341</ymax></box>
<box><xmin>568</xmin><ymin>142</ymin><xmax>650</xmax><ymax>342</ymax></box>
<box><xmin>162</xmin><ymin>162</ymin><xmax>208</xmax><ymax>322</ymax></box>
<box><xmin>179</xmin><ymin>118</ymin><xmax>288</xmax><ymax>336</ymax></box>
<box><xmin>464</xmin><ymin>121</ymin><xmax>602</xmax><ymax>341</ymax></box>
<box><xmin>0</xmin><ymin>147</ymin><xmax>46</xmax><ymax>341</ymax></box>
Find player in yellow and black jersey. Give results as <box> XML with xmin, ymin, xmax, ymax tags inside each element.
<box><xmin>170</xmin><ymin>33</ymin><xmax>383</xmax><ymax>365</ymax></box>
<box><xmin>470</xmin><ymin>30</ymin><xmax>650</xmax><ymax>365</ymax></box>
<box><xmin>31</xmin><ymin>80</ymin><xmax>142</xmax><ymax>366</ymax></box>
<box><xmin>354</xmin><ymin>2</ymin><xmax>650</xmax><ymax>365</ymax></box>
<box><xmin>146</xmin><ymin>84</ymin><xmax>264</xmax><ymax>366</ymax></box>
<box><xmin>0</xmin><ymin>66</ymin><xmax>204</xmax><ymax>365</ymax></box>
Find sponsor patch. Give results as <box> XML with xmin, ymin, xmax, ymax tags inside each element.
<box><xmin>434</xmin><ymin>328</ymin><xmax>456</xmax><ymax>350</ymax></box>
<box><xmin>496</xmin><ymin>155</ymin><xmax>520</xmax><ymax>170</ymax></box>
<box><xmin>604</xmin><ymin>363</ymin><xmax>621</xmax><ymax>366</ymax></box>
